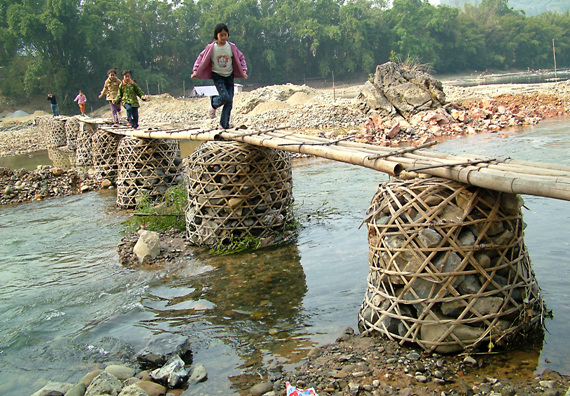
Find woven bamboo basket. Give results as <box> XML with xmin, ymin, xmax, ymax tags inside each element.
<box><xmin>48</xmin><ymin>147</ymin><xmax>76</xmax><ymax>168</ymax></box>
<box><xmin>46</xmin><ymin>118</ymin><xmax>67</xmax><ymax>148</ymax></box>
<box><xmin>65</xmin><ymin>117</ymin><xmax>80</xmax><ymax>150</ymax></box>
<box><xmin>116</xmin><ymin>136</ymin><xmax>182</xmax><ymax>208</ymax></box>
<box><xmin>75</xmin><ymin>122</ymin><xmax>97</xmax><ymax>166</ymax></box>
<box><xmin>35</xmin><ymin>116</ymin><xmax>51</xmax><ymax>133</ymax></box>
<box><xmin>358</xmin><ymin>177</ymin><xmax>544</xmax><ymax>354</ymax></box>
<box><xmin>185</xmin><ymin>141</ymin><xmax>293</xmax><ymax>247</ymax></box>
<box><xmin>92</xmin><ymin>129</ymin><xmax>121</xmax><ymax>180</ymax></box>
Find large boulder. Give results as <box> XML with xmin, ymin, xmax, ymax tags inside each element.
<box><xmin>358</xmin><ymin>62</ymin><xmax>446</xmax><ymax>121</ymax></box>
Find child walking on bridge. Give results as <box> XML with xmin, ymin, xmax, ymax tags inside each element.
<box><xmin>191</xmin><ymin>23</ymin><xmax>248</xmax><ymax>129</ymax></box>
<box><xmin>115</xmin><ymin>70</ymin><xmax>147</xmax><ymax>129</ymax></box>
<box><xmin>73</xmin><ymin>90</ymin><xmax>87</xmax><ymax>116</ymax></box>
<box><xmin>98</xmin><ymin>68</ymin><xmax>122</xmax><ymax>123</ymax></box>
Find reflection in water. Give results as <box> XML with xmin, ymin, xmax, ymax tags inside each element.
<box><xmin>142</xmin><ymin>246</ymin><xmax>309</xmax><ymax>355</ymax></box>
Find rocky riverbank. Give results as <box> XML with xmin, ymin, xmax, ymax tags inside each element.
<box><xmin>0</xmin><ymin>165</ymin><xmax>103</xmax><ymax>205</ymax></box>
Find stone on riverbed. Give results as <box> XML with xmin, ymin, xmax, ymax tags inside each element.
<box><xmin>187</xmin><ymin>362</ymin><xmax>208</xmax><ymax>385</ymax></box>
<box><xmin>105</xmin><ymin>364</ymin><xmax>136</xmax><ymax>380</ymax></box>
<box><xmin>135</xmin><ymin>333</ymin><xmax>193</xmax><ymax>369</ymax></box>
<box><xmin>117</xmin><ymin>384</ymin><xmax>149</xmax><ymax>396</ymax></box>
<box><xmin>64</xmin><ymin>382</ymin><xmax>87</xmax><ymax>396</ymax></box>
<box><xmin>30</xmin><ymin>382</ymin><xmax>73</xmax><ymax>396</ymax></box>
<box><xmin>149</xmin><ymin>355</ymin><xmax>188</xmax><ymax>388</ymax></box>
<box><xmin>85</xmin><ymin>371</ymin><xmax>123</xmax><ymax>396</ymax></box>
<box><xmin>133</xmin><ymin>230</ymin><xmax>161</xmax><ymax>263</ymax></box>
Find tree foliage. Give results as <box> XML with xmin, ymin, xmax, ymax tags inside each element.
<box><xmin>0</xmin><ymin>0</ymin><xmax>568</xmax><ymax>109</ymax></box>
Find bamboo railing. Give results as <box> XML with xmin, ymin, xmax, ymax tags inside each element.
<box><xmin>97</xmin><ymin>124</ymin><xmax>570</xmax><ymax>202</ymax></box>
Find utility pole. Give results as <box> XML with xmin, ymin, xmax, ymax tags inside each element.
<box><xmin>553</xmin><ymin>39</ymin><xmax>558</xmax><ymax>82</ymax></box>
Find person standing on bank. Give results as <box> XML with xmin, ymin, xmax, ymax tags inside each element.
<box><xmin>191</xmin><ymin>23</ymin><xmax>248</xmax><ymax>129</ymax></box>
<box><xmin>47</xmin><ymin>93</ymin><xmax>59</xmax><ymax>116</ymax></box>
<box><xmin>73</xmin><ymin>90</ymin><xmax>87</xmax><ymax>116</ymax></box>
<box><xmin>115</xmin><ymin>70</ymin><xmax>147</xmax><ymax>129</ymax></box>
<box><xmin>98</xmin><ymin>68</ymin><xmax>122</xmax><ymax>123</ymax></box>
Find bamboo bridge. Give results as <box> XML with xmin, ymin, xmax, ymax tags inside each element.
<box><xmin>59</xmin><ymin>117</ymin><xmax>561</xmax><ymax>354</ymax></box>
<box><xmin>96</xmin><ymin>122</ymin><xmax>570</xmax><ymax>202</ymax></box>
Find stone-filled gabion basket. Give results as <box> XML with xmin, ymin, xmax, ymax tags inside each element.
<box><xmin>92</xmin><ymin>129</ymin><xmax>121</xmax><ymax>180</ymax></box>
<box><xmin>185</xmin><ymin>141</ymin><xmax>293</xmax><ymax>247</ymax></box>
<box><xmin>46</xmin><ymin>117</ymin><xmax>67</xmax><ymax>148</ymax></box>
<box><xmin>75</xmin><ymin>122</ymin><xmax>97</xmax><ymax>167</ymax></box>
<box><xmin>65</xmin><ymin>117</ymin><xmax>80</xmax><ymax>150</ymax></box>
<box><xmin>116</xmin><ymin>136</ymin><xmax>182</xmax><ymax>209</ymax></box>
<box><xmin>48</xmin><ymin>147</ymin><xmax>76</xmax><ymax>168</ymax></box>
<box><xmin>358</xmin><ymin>177</ymin><xmax>544</xmax><ymax>354</ymax></box>
<box><xmin>35</xmin><ymin>116</ymin><xmax>51</xmax><ymax>133</ymax></box>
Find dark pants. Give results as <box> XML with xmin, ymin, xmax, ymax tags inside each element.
<box><xmin>211</xmin><ymin>72</ymin><xmax>234</xmax><ymax>129</ymax></box>
<box><xmin>124</xmin><ymin>103</ymin><xmax>139</xmax><ymax>128</ymax></box>
<box><xmin>50</xmin><ymin>104</ymin><xmax>59</xmax><ymax>116</ymax></box>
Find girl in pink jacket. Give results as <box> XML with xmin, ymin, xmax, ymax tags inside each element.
<box><xmin>74</xmin><ymin>90</ymin><xmax>87</xmax><ymax>116</ymax></box>
<box><xmin>191</xmin><ymin>23</ymin><xmax>248</xmax><ymax>129</ymax></box>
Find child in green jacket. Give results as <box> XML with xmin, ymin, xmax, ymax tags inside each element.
<box><xmin>115</xmin><ymin>70</ymin><xmax>147</xmax><ymax>129</ymax></box>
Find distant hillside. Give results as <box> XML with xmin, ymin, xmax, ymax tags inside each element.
<box><xmin>439</xmin><ymin>0</ymin><xmax>570</xmax><ymax>16</ymax></box>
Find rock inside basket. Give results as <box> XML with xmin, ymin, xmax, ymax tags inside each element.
<box><xmin>358</xmin><ymin>177</ymin><xmax>545</xmax><ymax>353</ymax></box>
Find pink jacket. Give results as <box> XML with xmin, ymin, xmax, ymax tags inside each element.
<box><xmin>192</xmin><ymin>41</ymin><xmax>248</xmax><ymax>80</ymax></box>
<box><xmin>74</xmin><ymin>93</ymin><xmax>87</xmax><ymax>104</ymax></box>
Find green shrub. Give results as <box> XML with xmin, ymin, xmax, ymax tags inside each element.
<box><xmin>122</xmin><ymin>184</ymin><xmax>187</xmax><ymax>234</ymax></box>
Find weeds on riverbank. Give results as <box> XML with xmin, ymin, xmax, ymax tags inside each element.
<box><xmin>122</xmin><ymin>184</ymin><xmax>186</xmax><ymax>233</ymax></box>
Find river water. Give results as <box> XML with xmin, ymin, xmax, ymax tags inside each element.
<box><xmin>0</xmin><ymin>119</ymin><xmax>568</xmax><ymax>395</ymax></box>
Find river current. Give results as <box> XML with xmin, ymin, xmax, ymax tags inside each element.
<box><xmin>0</xmin><ymin>119</ymin><xmax>568</xmax><ymax>394</ymax></box>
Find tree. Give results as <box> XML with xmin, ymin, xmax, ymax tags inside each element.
<box><xmin>7</xmin><ymin>0</ymin><xmax>87</xmax><ymax>105</ymax></box>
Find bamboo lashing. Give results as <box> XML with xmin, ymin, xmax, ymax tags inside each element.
<box><xmin>96</xmin><ymin>125</ymin><xmax>570</xmax><ymax>201</ymax></box>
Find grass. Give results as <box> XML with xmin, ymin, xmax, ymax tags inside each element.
<box><xmin>122</xmin><ymin>184</ymin><xmax>187</xmax><ymax>234</ymax></box>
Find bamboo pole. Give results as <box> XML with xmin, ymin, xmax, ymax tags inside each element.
<box><xmin>99</xmin><ymin>125</ymin><xmax>220</xmax><ymax>141</ymax></box>
<box><xmin>403</xmin><ymin>152</ymin><xmax>570</xmax><ymax>178</ymax></box>
<box><xmin>267</xmin><ymin>131</ymin><xmax>570</xmax><ymax>180</ymax></box>
<box><xmin>95</xmin><ymin>125</ymin><xmax>570</xmax><ymax>201</ymax></box>
<box><xmin>217</xmin><ymin>130</ymin><xmax>404</xmax><ymax>176</ymax></box>
<box><xmin>553</xmin><ymin>39</ymin><xmax>558</xmax><ymax>82</ymax></box>
<box><xmin>404</xmin><ymin>150</ymin><xmax>570</xmax><ymax>175</ymax></box>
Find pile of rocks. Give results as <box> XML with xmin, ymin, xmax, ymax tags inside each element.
<box><xmin>30</xmin><ymin>334</ymin><xmax>208</xmax><ymax>396</ymax></box>
<box><xmin>357</xmin><ymin>61</ymin><xmax>446</xmax><ymax>121</ymax></box>
<box><xmin>0</xmin><ymin>165</ymin><xmax>103</xmax><ymax>205</ymax></box>
<box><xmin>352</xmin><ymin>91</ymin><xmax>565</xmax><ymax>147</ymax></box>
<box><xmin>0</xmin><ymin>123</ymin><xmax>45</xmax><ymax>157</ymax></box>
<box><xmin>351</xmin><ymin>62</ymin><xmax>568</xmax><ymax>147</ymax></box>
